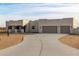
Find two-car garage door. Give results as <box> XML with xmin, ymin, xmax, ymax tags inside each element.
<box><xmin>42</xmin><ymin>26</ymin><xmax>57</xmax><ymax>33</ymax></box>
<box><xmin>42</xmin><ymin>26</ymin><xmax>70</xmax><ymax>33</ymax></box>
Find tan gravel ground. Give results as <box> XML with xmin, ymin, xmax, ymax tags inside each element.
<box><xmin>0</xmin><ymin>33</ymin><xmax>23</xmax><ymax>49</ymax></box>
<box><xmin>59</xmin><ymin>35</ymin><xmax>79</xmax><ymax>49</ymax></box>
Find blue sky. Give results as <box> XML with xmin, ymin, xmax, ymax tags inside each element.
<box><xmin>0</xmin><ymin>3</ymin><xmax>79</xmax><ymax>27</ymax></box>
<box><xmin>0</xmin><ymin>3</ymin><xmax>68</xmax><ymax>15</ymax></box>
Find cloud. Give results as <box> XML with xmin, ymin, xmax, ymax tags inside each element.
<box><xmin>7</xmin><ymin>3</ymin><xmax>79</xmax><ymax>16</ymax></box>
<box><xmin>0</xmin><ymin>3</ymin><xmax>79</xmax><ymax>27</ymax></box>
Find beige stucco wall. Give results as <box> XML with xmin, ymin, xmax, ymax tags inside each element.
<box><xmin>28</xmin><ymin>20</ymin><xmax>38</xmax><ymax>33</ymax></box>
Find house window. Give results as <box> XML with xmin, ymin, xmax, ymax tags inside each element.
<box><xmin>32</xmin><ymin>26</ymin><xmax>35</xmax><ymax>29</ymax></box>
<box><xmin>15</xmin><ymin>26</ymin><xmax>19</xmax><ymax>29</ymax></box>
<box><xmin>8</xmin><ymin>26</ymin><xmax>12</xmax><ymax>29</ymax></box>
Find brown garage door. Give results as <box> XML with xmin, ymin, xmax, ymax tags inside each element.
<box><xmin>42</xmin><ymin>26</ymin><xmax>57</xmax><ymax>33</ymax></box>
<box><xmin>60</xmin><ymin>26</ymin><xmax>70</xmax><ymax>33</ymax></box>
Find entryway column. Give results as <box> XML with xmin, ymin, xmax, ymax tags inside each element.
<box><xmin>39</xmin><ymin>26</ymin><xmax>42</xmax><ymax>33</ymax></box>
<box><xmin>12</xmin><ymin>26</ymin><xmax>15</xmax><ymax>32</ymax></box>
<box><xmin>19</xmin><ymin>26</ymin><xmax>22</xmax><ymax>33</ymax></box>
<box><xmin>20</xmin><ymin>26</ymin><xmax>24</xmax><ymax>33</ymax></box>
<box><xmin>15</xmin><ymin>29</ymin><xmax>17</xmax><ymax>33</ymax></box>
<box><xmin>70</xmin><ymin>26</ymin><xmax>73</xmax><ymax>33</ymax></box>
<box><xmin>57</xmin><ymin>26</ymin><xmax>60</xmax><ymax>33</ymax></box>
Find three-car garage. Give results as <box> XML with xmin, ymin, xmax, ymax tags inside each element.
<box><xmin>38</xmin><ymin>18</ymin><xmax>74</xmax><ymax>34</ymax></box>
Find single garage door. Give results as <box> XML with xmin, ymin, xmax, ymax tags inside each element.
<box><xmin>60</xmin><ymin>26</ymin><xmax>70</xmax><ymax>33</ymax></box>
<box><xmin>42</xmin><ymin>26</ymin><xmax>57</xmax><ymax>33</ymax></box>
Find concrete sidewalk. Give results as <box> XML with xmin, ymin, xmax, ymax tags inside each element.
<box><xmin>0</xmin><ymin>34</ymin><xmax>79</xmax><ymax>56</ymax></box>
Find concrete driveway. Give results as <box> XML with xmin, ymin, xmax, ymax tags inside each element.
<box><xmin>0</xmin><ymin>34</ymin><xmax>79</xmax><ymax>56</ymax></box>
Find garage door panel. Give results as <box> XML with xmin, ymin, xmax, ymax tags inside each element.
<box><xmin>60</xmin><ymin>26</ymin><xmax>70</xmax><ymax>33</ymax></box>
<box><xmin>42</xmin><ymin>26</ymin><xmax>57</xmax><ymax>33</ymax></box>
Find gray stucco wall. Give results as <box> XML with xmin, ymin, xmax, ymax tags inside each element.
<box><xmin>38</xmin><ymin>18</ymin><xmax>74</xmax><ymax>33</ymax></box>
<box><xmin>6</xmin><ymin>17</ymin><xmax>79</xmax><ymax>33</ymax></box>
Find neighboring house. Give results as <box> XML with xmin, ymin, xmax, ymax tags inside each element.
<box><xmin>6</xmin><ymin>20</ymin><xmax>30</xmax><ymax>33</ymax></box>
<box><xmin>6</xmin><ymin>17</ymin><xmax>79</xmax><ymax>33</ymax></box>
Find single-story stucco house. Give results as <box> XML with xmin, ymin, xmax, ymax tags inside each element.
<box><xmin>6</xmin><ymin>17</ymin><xmax>79</xmax><ymax>34</ymax></box>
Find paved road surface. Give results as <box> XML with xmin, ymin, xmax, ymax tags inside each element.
<box><xmin>0</xmin><ymin>34</ymin><xmax>79</xmax><ymax>56</ymax></box>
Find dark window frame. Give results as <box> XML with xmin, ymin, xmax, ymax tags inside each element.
<box><xmin>8</xmin><ymin>26</ymin><xmax>12</xmax><ymax>29</ymax></box>
<box><xmin>32</xmin><ymin>26</ymin><xmax>35</xmax><ymax>29</ymax></box>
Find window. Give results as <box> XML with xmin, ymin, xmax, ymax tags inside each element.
<box><xmin>8</xmin><ymin>26</ymin><xmax>12</xmax><ymax>29</ymax></box>
<box><xmin>32</xmin><ymin>26</ymin><xmax>35</xmax><ymax>29</ymax></box>
<box><xmin>15</xmin><ymin>26</ymin><xmax>19</xmax><ymax>29</ymax></box>
<box><xmin>21</xmin><ymin>26</ymin><xmax>24</xmax><ymax>29</ymax></box>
